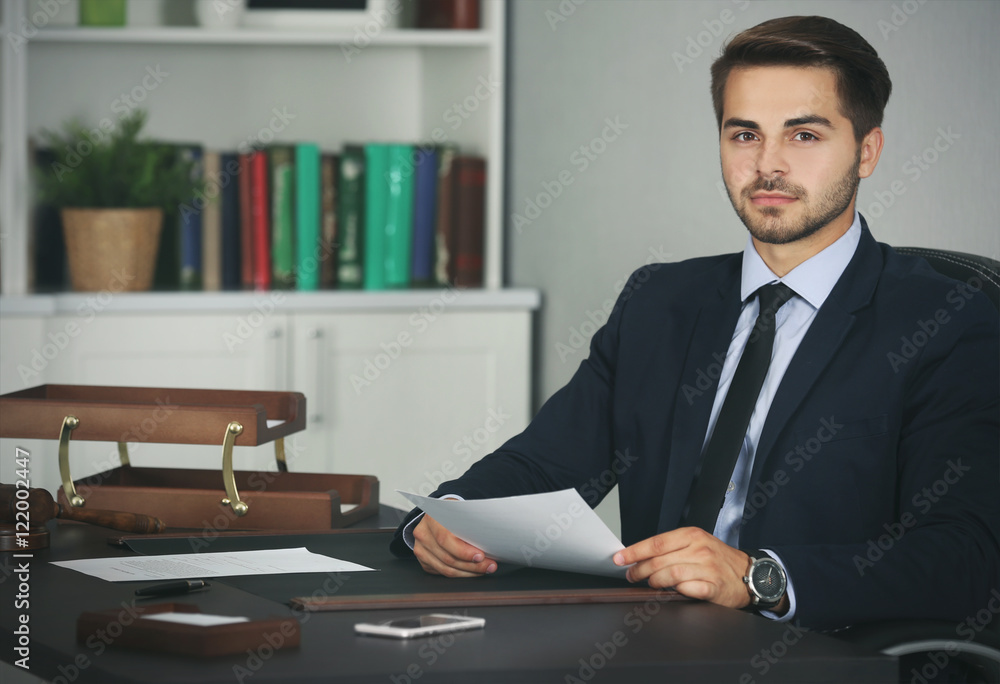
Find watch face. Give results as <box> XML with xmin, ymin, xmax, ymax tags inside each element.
<box><xmin>751</xmin><ymin>560</ymin><xmax>785</xmax><ymax>600</ymax></box>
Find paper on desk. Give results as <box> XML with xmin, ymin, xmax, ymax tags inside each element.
<box><xmin>142</xmin><ymin>613</ymin><xmax>249</xmax><ymax>627</ymax></box>
<box><xmin>399</xmin><ymin>489</ymin><xmax>629</xmax><ymax>579</ymax></box>
<box><xmin>51</xmin><ymin>547</ymin><xmax>375</xmax><ymax>582</ymax></box>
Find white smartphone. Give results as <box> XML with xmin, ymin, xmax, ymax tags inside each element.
<box><xmin>354</xmin><ymin>613</ymin><xmax>485</xmax><ymax>639</ymax></box>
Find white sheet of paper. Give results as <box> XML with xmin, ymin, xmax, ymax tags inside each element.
<box><xmin>51</xmin><ymin>547</ymin><xmax>375</xmax><ymax>582</ymax></box>
<box><xmin>399</xmin><ymin>489</ymin><xmax>628</xmax><ymax>578</ymax></box>
<box><xmin>142</xmin><ymin>613</ymin><xmax>249</xmax><ymax>627</ymax></box>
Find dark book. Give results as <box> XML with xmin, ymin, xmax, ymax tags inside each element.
<box><xmin>31</xmin><ymin>147</ymin><xmax>67</xmax><ymax>292</ymax></box>
<box><xmin>238</xmin><ymin>153</ymin><xmax>255</xmax><ymax>289</ymax></box>
<box><xmin>320</xmin><ymin>153</ymin><xmax>339</xmax><ymax>289</ymax></box>
<box><xmin>410</xmin><ymin>146</ymin><xmax>439</xmax><ymax>287</ymax></box>
<box><xmin>416</xmin><ymin>0</ymin><xmax>480</xmax><ymax>29</ymax></box>
<box><xmin>220</xmin><ymin>152</ymin><xmax>242</xmax><ymax>290</ymax></box>
<box><xmin>336</xmin><ymin>145</ymin><xmax>365</xmax><ymax>289</ymax></box>
<box><xmin>451</xmin><ymin>156</ymin><xmax>486</xmax><ymax>288</ymax></box>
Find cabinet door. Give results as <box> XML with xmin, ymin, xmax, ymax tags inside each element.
<box><xmin>7</xmin><ymin>312</ymin><xmax>290</xmax><ymax>493</ymax></box>
<box><xmin>291</xmin><ymin>310</ymin><xmax>531</xmax><ymax>511</ymax></box>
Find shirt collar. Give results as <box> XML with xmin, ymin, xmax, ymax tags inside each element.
<box><xmin>740</xmin><ymin>210</ymin><xmax>862</xmax><ymax>309</ymax></box>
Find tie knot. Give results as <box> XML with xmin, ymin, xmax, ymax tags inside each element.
<box><xmin>757</xmin><ymin>282</ymin><xmax>795</xmax><ymax>318</ymax></box>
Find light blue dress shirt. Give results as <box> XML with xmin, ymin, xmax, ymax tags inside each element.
<box><xmin>710</xmin><ymin>211</ymin><xmax>862</xmax><ymax>620</ymax></box>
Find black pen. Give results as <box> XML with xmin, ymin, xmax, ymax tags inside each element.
<box><xmin>134</xmin><ymin>579</ymin><xmax>210</xmax><ymax>598</ymax></box>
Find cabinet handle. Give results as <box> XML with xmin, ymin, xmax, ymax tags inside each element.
<box><xmin>307</xmin><ymin>328</ymin><xmax>324</xmax><ymax>424</ymax></box>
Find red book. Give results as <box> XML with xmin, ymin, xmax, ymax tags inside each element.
<box><xmin>250</xmin><ymin>151</ymin><xmax>272</xmax><ymax>291</ymax></box>
<box><xmin>451</xmin><ymin>156</ymin><xmax>486</xmax><ymax>288</ymax></box>
<box><xmin>238</xmin><ymin>153</ymin><xmax>255</xmax><ymax>289</ymax></box>
<box><xmin>416</xmin><ymin>0</ymin><xmax>480</xmax><ymax>29</ymax></box>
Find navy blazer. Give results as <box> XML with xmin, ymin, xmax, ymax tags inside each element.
<box><xmin>392</xmin><ymin>222</ymin><xmax>1000</xmax><ymax>630</ymax></box>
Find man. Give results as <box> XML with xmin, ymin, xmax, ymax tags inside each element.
<box><xmin>391</xmin><ymin>16</ymin><xmax>1000</xmax><ymax>631</ymax></box>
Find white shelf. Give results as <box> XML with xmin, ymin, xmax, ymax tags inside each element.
<box><xmin>32</xmin><ymin>26</ymin><xmax>495</xmax><ymax>47</ymax></box>
<box><xmin>0</xmin><ymin>288</ymin><xmax>540</xmax><ymax>316</ymax></box>
<box><xmin>1</xmin><ymin>0</ymin><xmax>508</xmax><ymax>295</ymax></box>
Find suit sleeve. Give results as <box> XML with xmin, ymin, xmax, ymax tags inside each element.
<box><xmin>772</xmin><ymin>295</ymin><xmax>1000</xmax><ymax>630</ymax></box>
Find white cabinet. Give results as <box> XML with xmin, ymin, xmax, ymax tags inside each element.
<box><xmin>0</xmin><ymin>289</ymin><xmax>538</xmax><ymax>506</ymax></box>
<box><xmin>290</xmin><ymin>306</ymin><xmax>531</xmax><ymax>509</ymax></box>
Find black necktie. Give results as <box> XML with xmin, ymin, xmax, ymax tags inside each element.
<box><xmin>679</xmin><ymin>282</ymin><xmax>795</xmax><ymax>532</ymax></box>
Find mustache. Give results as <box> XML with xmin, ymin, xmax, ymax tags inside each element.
<box><xmin>741</xmin><ymin>177</ymin><xmax>807</xmax><ymax>199</ymax></box>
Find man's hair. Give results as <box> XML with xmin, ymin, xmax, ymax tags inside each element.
<box><xmin>710</xmin><ymin>16</ymin><xmax>892</xmax><ymax>141</ymax></box>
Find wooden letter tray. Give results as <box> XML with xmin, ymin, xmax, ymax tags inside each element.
<box><xmin>0</xmin><ymin>384</ymin><xmax>379</xmax><ymax>531</ymax></box>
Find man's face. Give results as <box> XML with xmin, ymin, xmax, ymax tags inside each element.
<box><xmin>719</xmin><ymin>66</ymin><xmax>877</xmax><ymax>248</ymax></box>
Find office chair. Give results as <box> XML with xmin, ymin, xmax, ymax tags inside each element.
<box><xmin>833</xmin><ymin>247</ymin><xmax>1000</xmax><ymax>683</ymax></box>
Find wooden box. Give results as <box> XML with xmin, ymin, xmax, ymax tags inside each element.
<box><xmin>0</xmin><ymin>384</ymin><xmax>378</xmax><ymax>530</ymax></box>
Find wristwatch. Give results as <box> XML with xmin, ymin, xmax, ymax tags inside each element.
<box><xmin>742</xmin><ymin>550</ymin><xmax>787</xmax><ymax>610</ymax></box>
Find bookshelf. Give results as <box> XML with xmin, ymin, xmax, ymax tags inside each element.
<box><xmin>0</xmin><ymin>0</ymin><xmax>538</xmax><ymax>507</ymax></box>
<box><xmin>0</xmin><ymin>0</ymin><xmax>507</xmax><ymax>293</ymax></box>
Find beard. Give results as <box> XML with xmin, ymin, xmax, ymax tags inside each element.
<box><xmin>725</xmin><ymin>152</ymin><xmax>861</xmax><ymax>245</ymax></box>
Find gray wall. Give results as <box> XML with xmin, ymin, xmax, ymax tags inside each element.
<box><xmin>505</xmin><ymin>0</ymin><xmax>999</xmax><ymax>529</ymax></box>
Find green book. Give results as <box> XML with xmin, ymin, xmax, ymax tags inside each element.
<box><xmin>363</xmin><ymin>143</ymin><xmax>390</xmax><ymax>291</ymax></box>
<box><xmin>337</xmin><ymin>146</ymin><xmax>365</xmax><ymax>289</ymax></box>
<box><xmin>270</xmin><ymin>145</ymin><xmax>296</xmax><ymax>289</ymax></box>
<box><xmin>295</xmin><ymin>143</ymin><xmax>321</xmax><ymax>291</ymax></box>
<box><xmin>384</xmin><ymin>144</ymin><xmax>415</xmax><ymax>288</ymax></box>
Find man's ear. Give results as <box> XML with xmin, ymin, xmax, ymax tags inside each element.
<box><xmin>858</xmin><ymin>127</ymin><xmax>884</xmax><ymax>179</ymax></box>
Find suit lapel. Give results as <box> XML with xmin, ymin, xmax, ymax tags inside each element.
<box><xmin>657</xmin><ymin>259</ymin><xmax>743</xmax><ymax>531</ymax></box>
<box><xmin>748</xmin><ymin>225</ymin><xmax>883</xmax><ymax>489</ymax></box>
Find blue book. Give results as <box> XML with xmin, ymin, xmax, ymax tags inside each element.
<box><xmin>220</xmin><ymin>152</ymin><xmax>242</xmax><ymax>290</ymax></box>
<box><xmin>410</xmin><ymin>147</ymin><xmax>438</xmax><ymax>286</ymax></box>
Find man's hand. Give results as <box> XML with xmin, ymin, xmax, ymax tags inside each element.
<box><xmin>613</xmin><ymin>527</ymin><xmax>756</xmax><ymax>610</ymax></box>
<box><xmin>412</xmin><ymin>514</ymin><xmax>498</xmax><ymax>577</ymax></box>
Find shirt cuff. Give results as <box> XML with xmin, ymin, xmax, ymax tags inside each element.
<box><xmin>401</xmin><ymin>494</ymin><xmax>465</xmax><ymax>550</ymax></box>
<box><xmin>758</xmin><ymin>548</ymin><xmax>796</xmax><ymax>622</ymax></box>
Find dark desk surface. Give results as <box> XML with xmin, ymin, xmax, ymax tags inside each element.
<box><xmin>1</xmin><ymin>512</ymin><xmax>896</xmax><ymax>684</ymax></box>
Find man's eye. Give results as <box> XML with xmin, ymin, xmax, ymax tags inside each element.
<box><xmin>794</xmin><ymin>132</ymin><xmax>818</xmax><ymax>141</ymax></box>
<box><xmin>735</xmin><ymin>132</ymin><xmax>757</xmax><ymax>142</ymax></box>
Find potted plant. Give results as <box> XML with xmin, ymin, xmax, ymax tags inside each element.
<box><xmin>36</xmin><ymin>110</ymin><xmax>202</xmax><ymax>292</ymax></box>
